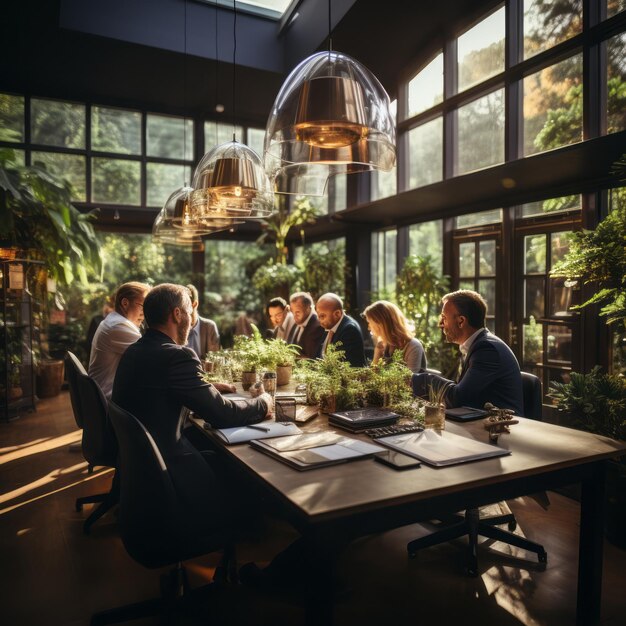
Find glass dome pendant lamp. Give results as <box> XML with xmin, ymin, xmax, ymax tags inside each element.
<box><xmin>190</xmin><ymin>0</ymin><xmax>275</xmax><ymax>223</ymax></box>
<box><xmin>264</xmin><ymin>0</ymin><xmax>396</xmax><ymax>196</ymax></box>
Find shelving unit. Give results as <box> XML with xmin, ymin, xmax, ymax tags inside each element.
<box><xmin>1</xmin><ymin>258</ymin><xmax>44</xmax><ymax>421</ymax></box>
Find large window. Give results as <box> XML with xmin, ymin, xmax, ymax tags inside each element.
<box><xmin>371</xmin><ymin>229</ymin><xmax>397</xmax><ymax>296</ymax></box>
<box><xmin>523</xmin><ymin>0</ymin><xmax>582</xmax><ymax>60</ymax></box>
<box><xmin>408</xmin><ymin>220</ymin><xmax>443</xmax><ymax>272</ymax></box>
<box><xmin>406</xmin><ymin>117</ymin><xmax>443</xmax><ymax>189</ymax></box>
<box><xmin>607</xmin><ymin>32</ymin><xmax>626</xmax><ymax>134</ymax></box>
<box><xmin>405</xmin><ymin>54</ymin><xmax>443</xmax><ymax>120</ymax></box>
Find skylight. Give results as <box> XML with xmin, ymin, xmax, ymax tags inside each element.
<box><xmin>198</xmin><ymin>0</ymin><xmax>294</xmax><ymax>19</ymax></box>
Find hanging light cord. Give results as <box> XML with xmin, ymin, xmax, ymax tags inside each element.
<box><xmin>183</xmin><ymin>0</ymin><xmax>188</xmax><ymax>186</ymax></box>
<box><xmin>232</xmin><ymin>0</ymin><xmax>237</xmax><ymax>142</ymax></box>
<box><xmin>214</xmin><ymin>0</ymin><xmax>219</xmax><ymax>142</ymax></box>
<box><xmin>328</xmin><ymin>0</ymin><xmax>332</xmax><ymax>52</ymax></box>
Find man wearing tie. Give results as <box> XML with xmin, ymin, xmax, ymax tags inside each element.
<box><xmin>411</xmin><ymin>290</ymin><xmax>523</xmax><ymax>415</ymax></box>
<box><xmin>315</xmin><ymin>293</ymin><xmax>366</xmax><ymax>367</ymax></box>
<box><xmin>287</xmin><ymin>292</ymin><xmax>325</xmax><ymax>359</ymax></box>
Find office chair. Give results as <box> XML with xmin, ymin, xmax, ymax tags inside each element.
<box><xmin>407</xmin><ymin>370</ymin><xmax>547</xmax><ymax>576</ymax></box>
<box><xmin>91</xmin><ymin>402</ymin><xmax>234</xmax><ymax>626</ymax></box>
<box><xmin>66</xmin><ymin>351</ymin><xmax>119</xmax><ymax>534</ymax></box>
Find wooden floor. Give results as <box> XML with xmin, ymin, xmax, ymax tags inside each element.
<box><xmin>1</xmin><ymin>391</ymin><xmax>625</xmax><ymax>626</ymax></box>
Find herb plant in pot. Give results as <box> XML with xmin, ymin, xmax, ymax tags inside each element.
<box><xmin>263</xmin><ymin>339</ymin><xmax>301</xmax><ymax>386</ymax></box>
<box><xmin>233</xmin><ymin>329</ymin><xmax>265</xmax><ymax>391</ymax></box>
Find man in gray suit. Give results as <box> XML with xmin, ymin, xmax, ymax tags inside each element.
<box><xmin>185</xmin><ymin>284</ymin><xmax>220</xmax><ymax>360</ymax></box>
<box><xmin>412</xmin><ymin>290</ymin><xmax>524</xmax><ymax>415</ymax></box>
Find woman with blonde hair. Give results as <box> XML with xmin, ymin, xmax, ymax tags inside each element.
<box><xmin>362</xmin><ymin>300</ymin><xmax>426</xmax><ymax>373</ymax></box>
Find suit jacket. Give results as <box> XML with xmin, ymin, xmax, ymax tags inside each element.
<box><xmin>112</xmin><ymin>329</ymin><xmax>267</xmax><ymax>465</ymax></box>
<box><xmin>411</xmin><ymin>329</ymin><xmax>523</xmax><ymax>416</ymax></box>
<box><xmin>198</xmin><ymin>316</ymin><xmax>220</xmax><ymax>354</ymax></box>
<box><xmin>295</xmin><ymin>313</ymin><xmax>325</xmax><ymax>359</ymax></box>
<box><xmin>318</xmin><ymin>315</ymin><xmax>366</xmax><ymax>367</ymax></box>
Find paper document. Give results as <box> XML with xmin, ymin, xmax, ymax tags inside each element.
<box><xmin>213</xmin><ymin>421</ymin><xmax>302</xmax><ymax>445</ymax></box>
<box><xmin>378</xmin><ymin>429</ymin><xmax>510</xmax><ymax>467</ymax></box>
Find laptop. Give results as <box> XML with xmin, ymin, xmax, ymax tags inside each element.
<box><xmin>444</xmin><ymin>406</ymin><xmax>488</xmax><ymax>422</ymax></box>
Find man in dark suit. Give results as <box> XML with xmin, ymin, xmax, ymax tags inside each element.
<box><xmin>315</xmin><ymin>293</ymin><xmax>366</xmax><ymax>367</ymax></box>
<box><xmin>185</xmin><ymin>284</ymin><xmax>220</xmax><ymax>360</ymax></box>
<box><xmin>112</xmin><ymin>283</ymin><xmax>272</xmax><ymax>468</ymax></box>
<box><xmin>287</xmin><ymin>291</ymin><xmax>325</xmax><ymax>359</ymax></box>
<box><xmin>412</xmin><ymin>290</ymin><xmax>524</xmax><ymax>415</ymax></box>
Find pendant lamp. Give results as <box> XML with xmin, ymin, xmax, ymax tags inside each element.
<box><xmin>191</xmin><ymin>0</ymin><xmax>275</xmax><ymax>222</ymax></box>
<box><xmin>190</xmin><ymin>138</ymin><xmax>274</xmax><ymax>220</ymax></box>
<box><xmin>264</xmin><ymin>50</ymin><xmax>396</xmax><ymax>196</ymax></box>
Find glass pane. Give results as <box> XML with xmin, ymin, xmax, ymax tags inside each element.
<box><xmin>246</xmin><ymin>127</ymin><xmax>265</xmax><ymax>156</ymax></box>
<box><xmin>458</xmin><ymin>7</ymin><xmax>505</xmax><ymax>92</ymax></box>
<box><xmin>459</xmin><ymin>242</ymin><xmax>476</xmax><ymax>277</ymax></box>
<box><xmin>0</xmin><ymin>93</ymin><xmax>24</xmax><ymax>143</ymax></box>
<box><xmin>407</xmin><ymin>53</ymin><xmax>443</xmax><ymax>119</ymax></box>
<box><xmin>478</xmin><ymin>278</ymin><xmax>496</xmax><ymax>316</ymax></box>
<box><xmin>524</xmin><ymin>234</ymin><xmax>546</xmax><ymax>273</ymax></box>
<box><xmin>146</xmin><ymin>163</ymin><xmax>193</xmax><ymax>207</ymax></box>
<box><xmin>31</xmin><ymin>151</ymin><xmax>86</xmax><ymax>202</ymax></box>
<box><xmin>459</xmin><ymin>279</ymin><xmax>475</xmax><ymax>291</ymax></box>
<box><xmin>31</xmin><ymin>98</ymin><xmax>85</xmax><ymax>149</ymax></box>
<box><xmin>205</xmin><ymin>122</ymin><xmax>244</xmax><ymax>150</ymax></box>
<box><xmin>550</xmin><ymin>231</ymin><xmax>571</xmax><ymax>267</ymax></box>
<box><xmin>384</xmin><ymin>230</ymin><xmax>397</xmax><ymax>293</ymax></box>
<box><xmin>607</xmin><ymin>0</ymin><xmax>626</xmax><ymax>18</ymax></box>
<box><xmin>550</xmin><ymin>277</ymin><xmax>574</xmax><ymax>316</ymax></box>
<box><xmin>2</xmin><ymin>149</ymin><xmax>24</xmax><ymax>166</ymax></box>
<box><xmin>525</xmin><ymin>277</ymin><xmax>545</xmax><ymax>318</ymax></box>
<box><xmin>330</xmin><ymin>174</ymin><xmax>347</xmax><ymax>212</ymax></box>
<box><xmin>372</xmin><ymin>167</ymin><xmax>397</xmax><ymax>200</ymax></box>
<box><xmin>92</xmin><ymin>157</ymin><xmax>141</xmax><ymax>205</ymax></box>
<box><xmin>455</xmin><ymin>209</ymin><xmax>502</xmax><ymax>228</ymax></box>
<box><xmin>546</xmin><ymin>324</ymin><xmax>572</xmax><ymax>363</ymax></box>
<box><xmin>92</xmin><ymin>106</ymin><xmax>141</xmax><ymax>155</ymax></box>
<box><xmin>486</xmin><ymin>318</ymin><xmax>495</xmax><ymax>333</ymax></box>
<box><xmin>147</xmin><ymin>114</ymin><xmax>193</xmax><ymax>160</ymax></box>
<box><xmin>457</xmin><ymin>89</ymin><xmax>505</xmax><ymax>174</ymax></box>
<box><xmin>523</xmin><ymin>319</ymin><xmax>543</xmax><ymax>364</ymax></box>
<box><xmin>523</xmin><ymin>0</ymin><xmax>582</xmax><ymax>59</ymax></box>
<box><xmin>408</xmin><ymin>220</ymin><xmax>443</xmax><ymax>272</ymax></box>
<box><xmin>607</xmin><ymin>33</ymin><xmax>626</xmax><ymax>135</ymax></box>
<box><xmin>523</xmin><ymin>54</ymin><xmax>583</xmax><ymax>156</ymax></box>
<box><xmin>612</xmin><ymin>325</ymin><xmax>626</xmax><ymax>376</ymax></box>
<box><xmin>479</xmin><ymin>240</ymin><xmax>496</xmax><ymax>276</ymax></box>
<box><xmin>406</xmin><ymin>117</ymin><xmax>443</xmax><ymax>189</ymax></box>
<box><xmin>520</xmin><ymin>194</ymin><xmax>580</xmax><ymax>217</ymax></box>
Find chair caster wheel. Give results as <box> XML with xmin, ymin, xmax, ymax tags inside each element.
<box><xmin>508</xmin><ymin>520</ymin><xmax>517</xmax><ymax>531</ymax></box>
<box><xmin>538</xmin><ymin>551</ymin><xmax>548</xmax><ymax>564</ymax></box>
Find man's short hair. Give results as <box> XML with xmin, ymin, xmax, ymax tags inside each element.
<box><xmin>144</xmin><ymin>283</ymin><xmax>191</xmax><ymax>327</ymax></box>
<box><xmin>443</xmin><ymin>290</ymin><xmax>487</xmax><ymax>329</ymax></box>
<box><xmin>114</xmin><ymin>282</ymin><xmax>150</xmax><ymax>314</ymax></box>
<box><xmin>186</xmin><ymin>284</ymin><xmax>199</xmax><ymax>305</ymax></box>
<box><xmin>266</xmin><ymin>297</ymin><xmax>287</xmax><ymax>314</ymax></box>
<box><xmin>289</xmin><ymin>292</ymin><xmax>314</xmax><ymax>308</ymax></box>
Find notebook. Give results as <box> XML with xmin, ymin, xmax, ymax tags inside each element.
<box><xmin>209</xmin><ymin>421</ymin><xmax>302</xmax><ymax>445</ymax></box>
<box><xmin>328</xmin><ymin>407</ymin><xmax>399</xmax><ymax>432</ymax></box>
<box><xmin>444</xmin><ymin>406</ymin><xmax>488</xmax><ymax>422</ymax></box>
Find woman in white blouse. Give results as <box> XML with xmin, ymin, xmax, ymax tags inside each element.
<box><xmin>363</xmin><ymin>300</ymin><xmax>427</xmax><ymax>374</ymax></box>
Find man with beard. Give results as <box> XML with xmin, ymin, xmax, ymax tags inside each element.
<box><xmin>112</xmin><ymin>283</ymin><xmax>273</xmax><ymax>472</ymax></box>
<box><xmin>411</xmin><ymin>289</ymin><xmax>523</xmax><ymax>416</ymax></box>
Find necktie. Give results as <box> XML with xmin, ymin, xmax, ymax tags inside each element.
<box><xmin>324</xmin><ymin>330</ymin><xmax>335</xmax><ymax>354</ymax></box>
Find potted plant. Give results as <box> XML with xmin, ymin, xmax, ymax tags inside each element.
<box><xmin>422</xmin><ymin>383</ymin><xmax>450</xmax><ymax>430</ymax></box>
<box><xmin>263</xmin><ymin>339</ymin><xmax>301</xmax><ymax>386</ymax></box>
<box><xmin>232</xmin><ymin>329</ymin><xmax>265</xmax><ymax>390</ymax></box>
<box><xmin>364</xmin><ymin>351</ymin><xmax>413</xmax><ymax>408</ymax></box>
<box><xmin>550</xmin><ymin>367</ymin><xmax>626</xmax><ymax>547</ymax></box>
<box><xmin>295</xmin><ymin>343</ymin><xmax>367</xmax><ymax>413</ymax></box>
<box><xmin>8</xmin><ymin>354</ymin><xmax>23</xmax><ymax>400</ymax></box>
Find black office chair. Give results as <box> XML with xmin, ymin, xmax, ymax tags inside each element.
<box><xmin>407</xmin><ymin>371</ymin><xmax>547</xmax><ymax>576</ymax></box>
<box><xmin>66</xmin><ymin>351</ymin><xmax>119</xmax><ymax>534</ymax></box>
<box><xmin>91</xmin><ymin>402</ymin><xmax>233</xmax><ymax>626</ymax></box>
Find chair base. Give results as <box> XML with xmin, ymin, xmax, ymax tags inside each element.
<box><xmin>76</xmin><ymin>472</ymin><xmax>120</xmax><ymax>534</ymax></box>
<box><xmin>407</xmin><ymin>507</ymin><xmax>547</xmax><ymax>577</ymax></box>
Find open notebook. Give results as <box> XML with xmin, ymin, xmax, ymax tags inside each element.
<box><xmin>210</xmin><ymin>421</ymin><xmax>302</xmax><ymax>445</ymax></box>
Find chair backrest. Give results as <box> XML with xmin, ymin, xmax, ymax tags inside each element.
<box><xmin>75</xmin><ymin>369</ymin><xmax>117</xmax><ymax>468</ymax></box>
<box><xmin>65</xmin><ymin>351</ymin><xmax>86</xmax><ymax>428</ymax></box>
<box><xmin>108</xmin><ymin>401</ymin><xmax>188</xmax><ymax>568</ymax></box>
<box><xmin>521</xmin><ymin>372</ymin><xmax>542</xmax><ymax>420</ymax></box>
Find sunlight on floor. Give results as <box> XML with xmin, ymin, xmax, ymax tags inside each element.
<box><xmin>0</xmin><ymin>430</ymin><xmax>82</xmax><ymax>465</ymax></box>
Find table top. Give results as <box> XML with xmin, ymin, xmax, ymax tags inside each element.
<box><xmin>193</xmin><ymin>388</ymin><xmax>625</xmax><ymax>527</ymax></box>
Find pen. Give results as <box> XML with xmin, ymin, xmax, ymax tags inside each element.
<box><xmin>248</xmin><ymin>424</ymin><xmax>271</xmax><ymax>433</ymax></box>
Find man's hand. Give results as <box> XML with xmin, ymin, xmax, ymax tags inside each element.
<box><xmin>213</xmin><ymin>382</ymin><xmax>236</xmax><ymax>394</ymax></box>
<box><xmin>258</xmin><ymin>392</ymin><xmax>274</xmax><ymax>419</ymax></box>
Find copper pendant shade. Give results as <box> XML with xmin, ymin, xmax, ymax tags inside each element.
<box><xmin>264</xmin><ymin>51</ymin><xmax>396</xmax><ymax>196</ymax></box>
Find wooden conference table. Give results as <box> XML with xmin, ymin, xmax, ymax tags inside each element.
<box><xmin>193</xmin><ymin>401</ymin><xmax>625</xmax><ymax>626</ymax></box>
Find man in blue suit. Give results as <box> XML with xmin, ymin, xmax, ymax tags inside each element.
<box><xmin>412</xmin><ymin>290</ymin><xmax>524</xmax><ymax>416</ymax></box>
<box><xmin>315</xmin><ymin>293</ymin><xmax>366</xmax><ymax>367</ymax></box>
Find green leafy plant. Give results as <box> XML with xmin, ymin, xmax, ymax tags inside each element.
<box><xmin>252</xmin><ymin>262</ymin><xmax>302</xmax><ymax>300</ymax></box>
<box><xmin>262</xmin><ymin>338</ymin><xmax>301</xmax><ymax>370</ymax></box>
<box><xmin>0</xmin><ymin>150</ymin><xmax>102</xmax><ymax>287</ymax></box>
<box><xmin>300</xmin><ymin>244</ymin><xmax>348</xmax><ymax>302</ymax></box>
<box><xmin>549</xmin><ymin>366</ymin><xmax>626</xmax><ymax>447</ymax></box>
<box><xmin>364</xmin><ymin>351</ymin><xmax>413</xmax><ymax>407</ymax></box>
<box><xmin>295</xmin><ymin>343</ymin><xmax>367</xmax><ymax>411</ymax></box>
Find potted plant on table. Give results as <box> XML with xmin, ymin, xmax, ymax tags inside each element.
<box><xmin>233</xmin><ymin>328</ymin><xmax>265</xmax><ymax>391</ymax></box>
<box><xmin>262</xmin><ymin>339</ymin><xmax>301</xmax><ymax>386</ymax></box>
